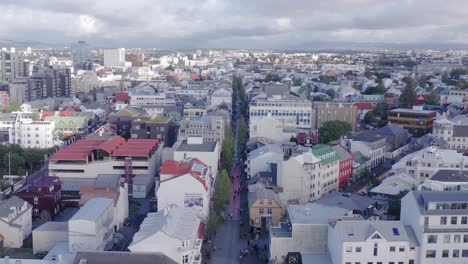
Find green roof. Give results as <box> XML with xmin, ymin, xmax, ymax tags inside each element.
<box><xmin>45</xmin><ymin>116</ymin><xmax>88</xmax><ymax>129</ymax></box>
<box><xmin>312</xmin><ymin>144</ymin><xmax>340</xmax><ymax>165</ymax></box>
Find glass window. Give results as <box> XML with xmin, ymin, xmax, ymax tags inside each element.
<box><xmin>390</xmin><ymin>246</ymin><xmax>396</xmax><ymax>252</ymax></box>
<box><xmin>440</xmin><ymin>217</ymin><xmax>447</xmax><ymax>225</ymax></box>
<box><xmin>462</xmin><ymin>250</ymin><xmax>468</xmax><ymax>258</ymax></box>
<box><xmin>427</xmin><ymin>235</ymin><xmax>437</xmax><ymax>243</ymax></box>
<box><xmin>454</xmin><ymin>234</ymin><xmax>461</xmax><ymax>243</ymax></box>
<box><xmin>443</xmin><ymin>234</ymin><xmax>450</xmax><ymax>243</ymax></box>
<box><xmin>346</xmin><ymin>247</ymin><xmax>352</xmax><ymax>252</ymax></box>
<box><xmin>442</xmin><ymin>250</ymin><xmax>449</xmax><ymax>258</ymax></box>
<box><xmin>462</xmin><ymin>216</ymin><xmax>467</xmax><ymax>224</ymax></box>
<box><xmin>426</xmin><ymin>250</ymin><xmax>436</xmax><ymax>258</ymax></box>
<box><xmin>356</xmin><ymin>247</ymin><xmax>362</xmax><ymax>252</ymax></box>
<box><xmin>451</xmin><ymin>216</ymin><xmax>458</xmax><ymax>225</ymax></box>
<box><xmin>453</xmin><ymin>250</ymin><xmax>460</xmax><ymax>258</ymax></box>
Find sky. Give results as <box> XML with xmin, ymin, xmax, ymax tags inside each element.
<box><xmin>1</xmin><ymin>0</ymin><xmax>468</xmax><ymax>49</ymax></box>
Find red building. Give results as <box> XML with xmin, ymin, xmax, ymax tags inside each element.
<box><xmin>15</xmin><ymin>176</ymin><xmax>62</xmax><ymax>220</ymax></box>
<box><xmin>332</xmin><ymin>145</ymin><xmax>354</xmax><ymax>189</ymax></box>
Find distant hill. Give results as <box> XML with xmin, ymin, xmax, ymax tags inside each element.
<box><xmin>0</xmin><ymin>39</ymin><xmax>63</xmax><ymax>49</ymax></box>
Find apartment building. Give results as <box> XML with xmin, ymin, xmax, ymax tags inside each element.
<box><xmin>312</xmin><ymin>101</ymin><xmax>358</xmax><ymax>130</ymax></box>
<box><xmin>278</xmin><ymin>145</ymin><xmax>339</xmax><ymax>204</ymax></box>
<box><xmin>341</xmin><ymin>134</ymin><xmax>386</xmax><ymax>170</ymax></box>
<box><xmin>392</xmin><ymin>146</ymin><xmax>468</xmax><ymax>183</ymax></box>
<box><xmin>0</xmin><ymin>196</ymin><xmax>32</xmax><ymax>248</ymax></box>
<box><xmin>401</xmin><ymin>191</ymin><xmax>468</xmax><ymax>264</ymax></box>
<box><xmin>433</xmin><ymin>115</ymin><xmax>468</xmax><ymax>150</ymax></box>
<box><xmin>249</xmin><ymin>95</ymin><xmax>312</xmax><ymax>130</ymax></box>
<box><xmin>28</xmin><ymin>65</ymin><xmax>72</xmax><ymax>101</ymax></box>
<box><xmin>178</xmin><ymin>115</ymin><xmax>225</xmax><ymax>144</ymax></box>
<box><xmin>183</xmin><ymin>104</ymin><xmax>208</xmax><ymax>120</ymax></box>
<box><xmin>0</xmin><ymin>50</ymin><xmax>28</xmax><ymax>82</ymax></box>
<box><xmin>332</xmin><ymin>145</ymin><xmax>354</xmax><ymax>189</ymax></box>
<box><xmin>8</xmin><ymin>113</ymin><xmax>58</xmax><ymax>148</ymax></box>
<box><xmin>246</xmin><ymin>144</ymin><xmax>284</xmax><ymax>178</ymax></box>
<box><xmin>420</xmin><ymin>170</ymin><xmax>468</xmax><ymax>192</ymax></box>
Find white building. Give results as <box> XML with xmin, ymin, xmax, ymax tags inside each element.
<box><xmin>328</xmin><ymin>220</ymin><xmax>418</xmax><ymax>264</ymax></box>
<box><xmin>249</xmin><ymin>116</ymin><xmax>297</xmax><ymax>143</ymax></box>
<box><xmin>68</xmin><ymin>198</ymin><xmax>115</xmax><ymax>253</ymax></box>
<box><xmin>246</xmin><ymin>144</ymin><xmax>284</xmax><ymax>178</ymax></box>
<box><xmin>209</xmin><ymin>87</ymin><xmax>232</xmax><ymax>108</ymax></box>
<box><xmin>341</xmin><ymin>134</ymin><xmax>386</xmax><ymax>170</ymax></box>
<box><xmin>249</xmin><ymin>95</ymin><xmax>312</xmax><ymax>130</ymax></box>
<box><xmin>401</xmin><ymin>191</ymin><xmax>468</xmax><ymax>264</ymax></box>
<box><xmin>178</xmin><ymin>115</ymin><xmax>225</xmax><ymax>144</ymax></box>
<box><xmin>129</xmin><ymin>206</ymin><xmax>204</xmax><ymax>264</ymax></box>
<box><xmin>32</xmin><ymin>221</ymin><xmax>69</xmax><ymax>255</ymax></box>
<box><xmin>433</xmin><ymin>115</ymin><xmax>468</xmax><ymax>150</ymax></box>
<box><xmin>0</xmin><ymin>196</ymin><xmax>32</xmax><ymax>248</ymax></box>
<box><xmin>104</xmin><ymin>48</ymin><xmax>126</xmax><ymax>67</ymax></box>
<box><xmin>278</xmin><ymin>145</ymin><xmax>339</xmax><ymax>204</ymax></box>
<box><xmin>183</xmin><ymin>104</ymin><xmax>208</xmax><ymax>120</ymax></box>
<box><xmin>8</xmin><ymin>112</ymin><xmax>58</xmax><ymax>148</ymax></box>
<box><xmin>391</xmin><ymin>146</ymin><xmax>468</xmax><ymax>183</ymax></box>
<box><xmin>173</xmin><ymin>137</ymin><xmax>220</xmax><ymax>179</ymax></box>
<box><xmin>157</xmin><ymin>158</ymin><xmax>212</xmax><ymax>219</ymax></box>
<box><xmin>420</xmin><ymin>170</ymin><xmax>468</xmax><ymax>192</ymax></box>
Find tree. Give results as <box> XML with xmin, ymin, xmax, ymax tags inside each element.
<box><xmin>399</xmin><ymin>86</ymin><xmax>415</xmax><ymax>109</ymax></box>
<box><xmin>363</xmin><ymin>84</ymin><xmax>385</xmax><ymax>95</ymax></box>
<box><xmin>213</xmin><ymin>169</ymin><xmax>231</xmax><ymax>212</ymax></box>
<box><xmin>373</xmin><ymin>102</ymin><xmax>389</xmax><ymax>120</ymax></box>
<box><xmin>2</xmin><ymin>153</ymin><xmax>25</xmax><ymax>176</ymax></box>
<box><xmin>264</xmin><ymin>73</ymin><xmax>281</xmax><ymax>82</ymax></box>
<box><xmin>222</xmin><ymin>126</ymin><xmax>235</xmax><ymax>171</ymax></box>
<box><xmin>325</xmin><ymin>88</ymin><xmax>336</xmax><ymax>98</ymax></box>
<box><xmin>164</xmin><ymin>65</ymin><xmax>174</xmax><ymax>71</ymax></box>
<box><xmin>364</xmin><ymin>112</ymin><xmax>377</xmax><ymax>124</ymax></box>
<box><xmin>425</xmin><ymin>90</ymin><xmax>440</xmax><ymax>105</ymax></box>
<box><xmin>206</xmin><ymin>211</ymin><xmax>219</xmax><ymax>237</ymax></box>
<box><xmin>289</xmin><ymin>136</ymin><xmax>298</xmax><ymax>144</ymax></box>
<box><xmin>318</xmin><ymin>121</ymin><xmax>352</xmax><ymax>144</ymax></box>
<box><xmin>402</xmin><ymin>76</ymin><xmax>416</xmax><ymax>86</ymax></box>
<box><xmin>384</xmin><ymin>93</ymin><xmax>395</xmax><ymax>98</ymax></box>
<box><xmin>238</xmin><ymin>117</ymin><xmax>248</xmax><ymax>146</ymax></box>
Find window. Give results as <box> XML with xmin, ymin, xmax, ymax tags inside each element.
<box><xmin>443</xmin><ymin>234</ymin><xmax>450</xmax><ymax>243</ymax></box>
<box><xmin>259</xmin><ymin>208</ymin><xmax>264</xmax><ymax>214</ymax></box>
<box><xmin>427</xmin><ymin>235</ymin><xmax>437</xmax><ymax>243</ymax></box>
<box><xmin>182</xmin><ymin>255</ymin><xmax>189</xmax><ymax>264</ymax></box>
<box><xmin>440</xmin><ymin>216</ymin><xmax>447</xmax><ymax>225</ymax></box>
<box><xmin>346</xmin><ymin>247</ymin><xmax>352</xmax><ymax>252</ymax></box>
<box><xmin>399</xmin><ymin>247</ymin><xmax>405</xmax><ymax>252</ymax></box>
<box><xmin>442</xmin><ymin>250</ymin><xmax>449</xmax><ymax>258</ymax></box>
<box><xmin>453</xmin><ymin>249</ymin><xmax>460</xmax><ymax>258</ymax></box>
<box><xmin>259</xmin><ymin>200</ymin><xmax>264</xmax><ymax>205</ymax></box>
<box><xmin>463</xmin><ymin>250</ymin><xmax>468</xmax><ymax>258</ymax></box>
<box><xmin>267</xmin><ymin>208</ymin><xmax>272</xmax><ymax>214</ymax></box>
<box><xmin>462</xmin><ymin>216</ymin><xmax>467</xmax><ymax>224</ymax></box>
<box><xmin>390</xmin><ymin>246</ymin><xmax>396</xmax><ymax>252</ymax></box>
<box><xmin>373</xmin><ymin>243</ymin><xmax>378</xmax><ymax>256</ymax></box>
<box><xmin>356</xmin><ymin>247</ymin><xmax>362</xmax><ymax>252</ymax></box>
<box><xmin>426</xmin><ymin>250</ymin><xmax>436</xmax><ymax>258</ymax></box>
<box><xmin>451</xmin><ymin>216</ymin><xmax>458</xmax><ymax>225</ymax></box>
<box><xmin>464</xmin><ymin>234</ymin><xmax>468</xmax><ymax>243</ymax></box>
<box><xmin>454</xmin><ymin>234</ymin><xmax>461</xmax><ymax>243</ymax></box>
<box><xmin>33</xmin><ymin>197</ymin><xmax>38</xmax><ymax>205</ymax></box>
<box><xmin>268</xmin><ymin>199</ymin><xmax>272</xmax><ymax>205</ymax></box>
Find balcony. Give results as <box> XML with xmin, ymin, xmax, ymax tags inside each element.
<box><xmin>193</xmin><ymin>253</ymin><xmax>202</xmax><ymax>264</ymax></box>
<box><xmin>193</xmin><ymin>239</ymin><xmax>202</xmax><ymax>250</ymax></box>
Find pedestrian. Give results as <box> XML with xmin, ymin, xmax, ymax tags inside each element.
<box><xmin>247</xmin><ymin>240</ymin><xmax>250</xmax><ymax>246</ymax></box>
<box><xmin>263</xmin><ymin>244</ymin><xmax>267</xmax><ymax>251</ymax></box>
<box><xmin>213</xmin><ymin>245</ymin><xmax>216</xmax><ymax>252</ymax></box>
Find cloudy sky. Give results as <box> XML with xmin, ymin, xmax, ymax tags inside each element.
<box><xmin>1</xmin><ymin>0</ymin><xmax>468</xmax><ymax>49</ymax></box>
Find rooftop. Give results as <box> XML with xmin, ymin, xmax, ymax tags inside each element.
<box><xmin>73</xmin><ymin>252</ymin><xmax>178</xmax><ymax>264</ymax></box>
<box><xmin>431</xmin><ymin>170</ymin><xmax>468</xmax><ymax>183</ymax></box>
<box><xmin>34</xmin><ymin>221</ymin><xmax>68</xmax><ymax>232</ymax></box>
<box><xmin>175</xmin><ymin>139</ymin><xmax>217</xmax><ymax>152</ymax></box>
<box><xmin>288</xmin><ymin>203</ymin><xmax>349</xmax><ymax>225</ymax></box>
<box><xmin>390</xmin><ymin>108</ymin><xmax>436</xmax><ymax>115</ymax></box>
<box><xmin>70</xmin><ymin>198</ymin><xmax>113</xmax><ymax>222</ymax></box>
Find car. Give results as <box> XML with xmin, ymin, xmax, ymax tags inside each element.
<box><xmin>35</xmin><ymin>251</ymin><xmax>48</xmax><ymax>258</ymax></box>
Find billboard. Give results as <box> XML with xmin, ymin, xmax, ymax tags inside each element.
<box><xmin>184</xmin><ymin>193</ymin><xmax>203</xmax><ymax>208</ymax></box>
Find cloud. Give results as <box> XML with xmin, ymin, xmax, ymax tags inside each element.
<box><xmin>1</xmin><ymin>0</ymin><xmax>468</xmax><ymax>48</ymax></box>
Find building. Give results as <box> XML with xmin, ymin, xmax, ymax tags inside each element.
<box><xmin>0</xmin><ymin>196</ymin><xmax>32</xmax><ymax>248</ymax></box>
<box><xmin>72</xmin><ymin>251</ymin><xmax>178</xmax><ymax>264</ymax></box>
<box><xmin>312</xmin><ymin>101</ymin><xmax>358</xmax><ymax>130</ymax></box>
<box><xmin>0</xmin><ymin>50</ymin><xmax>28</xmax><ymax>82</ymax></box>
<box><xmin>104</xmin><ymin>48</ymin><xmax>126</xmax><ymax>67</ymax></box>
<box><xmin>49</xmin><ymin>136</ymin><xmax>162</xmax><ymax>197</ymax></box>
<box><xmin>249</xmin><ymin>116</ymin><xmax>298</xmax><ymax>143</ymax></box>
<box><xmin>173</xmin><ymin>137</ymin><xmax>220</xmax><ymax>179</ymax></box>
<box><xmin>32</xmin><ymin>221</ymin><xmax>68</xmax><ymax>255</ymax></box>
<box><xmin>388</xmin><ymin>107</ymin><xmax>437</xmax><ymax>135</ymax></box>
<box><xmin>125</xmin><ymin>53</ymin><xmax>144</xmax><ymax>67</ymax></box>
<box><xmin>433</xmin><ymin>115</ymin><xmax>468</xmax><ymax>150</ymax></box>
<box><xmin>9</xmin><ymin>113</ymin><xmax>58</xmax><ymax>148</ymax></box>
<box><xmin>68</xmin><ymin>198</ymin><xmax>115</xmax><ymax>253</ymax></box>
<box><xmin>332</xmin><ymin>145</ymin><xmax>354</xmax><ymax>189</ymax></box>
<box><xmin>210</xmin><ymin>87</ymin><xmax>232</xmax><ymax>108</ymax></box>
<box><xmin>130</xmin><ymin>117</ymin><xmax>177</xmax><ymax>147</ymax></box>
<box><xmin>15</xmin><ymin>176</ymin><xmax>62</xmax><ymax>220</ymax></box>
<box><xmin>278</xmin><ymin>145</ymin><xmax>339</xmax><ymax>204</ymax></box>
<box><xmin>9</xmin><ymin>77</ymin><xmax>29</xmax><ymax>103</ymax></box>
<box><xmin>178</xmin><ymin>115</ymin><xmax>225</xmax><ymax>144</ymax></box>
<box><xmin>71</xmin><ymin>41</ymin><xmax>90</xmax><ymax>67</ymax></box>
<box><xmin>370</xmin><ymin>173</ymin><xmax>417</xmax><ymax>198</ymax></box>
<box><xmin>128</xmin><ymin>206</ymin><xmax>204</xmax><ymax>264</ymax></box>
<box><xmin>108</xmin><ymin>107</ymin><xmax>147</xmax><ymax>139</ymax></box>
<box><xmin>0</xmin><ymin>91</ymin><xmax>8</xmax><ymax>110</ymax></box>
<box><xmin>401</xmin><ymin>191</ymin><xmax>468</xmax><ymax>264</ymax></box>
<box><xmin>328</xmin><ymin>220</ymin><xmax>418</xmax><ymax>264</ymax></box>
<box><xmin>420</xmin><ymin>170</ymin><xmax>468</xmax><ymax>192</ymax></box>
<box><xmin>44</xmin><ymin>116</ymin><xmax>88</xmax><ymax>140</ymax></box>
<box><xmin>0</xmin><ymin>113</ymin><xmax>15</xmax><ymax>142</ymax></box>
<box><xmin>28</xmin><ymin>66</ymin><xmax>72</xmax><ymax>101</ymax></box>
<box><xmin>269</xmin><ymin>202</ymin><xmax>351</xmax><ymax>262</ymax></box>
<box><xmin>157</xmin><ymin>158</ymin><xmax>212</xmax><ymax>219</ymax></box>
<box><xmin>249</xmin><ymin>95</ymin><xmax>312</xmax><ymax>130</ymax></box>
<box><xmin>391</xmin><ymin>146</ymin><xmax>468</xmax><ymax>183</ymax></box>
<box><xmin>374</xmin><ymin>124</ymin><xmax>410</xmax><ymax>152</ymax></box>
<box><xmin>183</xmin><ymin>104</ymin><xmax>208</xmax><ymax>120</ymax></box>
<box><xmin>248</xmin><ymin>188</ymin><xmax>283</xmax><ymax>228</ymax></box>
<box><xmin>341</xmin><ymin>134</ymin><xmax>386</xmax><ymax>170</ymax></box>
<box><xmin>246</xmin><ymin>144</ymin><xmax>284</xmax><ymax>178</ymax></box>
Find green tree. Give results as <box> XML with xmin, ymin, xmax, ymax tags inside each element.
<box><xmin>2</xmin><ymin>153</ymin><xmax>25</xmax><ymax>176</ymax></box>
<box><xmin>425</xmin><ymin>90</ymin><xmax>440</xmax><ymax>105</ymax></box>
<box><xmin>318</xmin><ymin>121</ymin><xmax>352</xmax><ymax>144</ymax></box>
<box><xmin>373</xmin><ymin>102</ymin><xmax>389</xmax><ymax>120</ymax></box>
<box><xmin>213</xmin><ymin>169</ymin><xmax>231</xmax><ymax>212</ymax></box>
<box><xmin>1</xmin><ymin>102</ymin><xmax>21</xmax><ymax>113</ymax></box>
<box><xmin>222</xmin><ymin>126</ymin><xmax>235</xmax><ymax>171</ymax></box>
<box><xmin>206</xmin><ymin>211</ymin><xmax>219</xmax><ymax>237</ymax></box>
<box><xmin>384</xmin><ymin>93</ymin><xmax>395</xmax><ymax>98</ymax></box>
<box><xmin>364</xmin><ymin>84</ymin><xmax>385</xmax><ymax>95</ymax></box>
<box><xmin>238</xmin><ymin>117</ymin><xmax>248</xmax><ymax>146</ymax></box>
<box><xmin>325</xmin><ymin>88</ymin><xmax>336</xmax><ymax>98</ymax></box>
<box><xmin>399</xmin><ymin>86</ymin><xmax>415</xmax><ymax>109</ymax></box>
<box><xmin>164</xmin><ymin>65</ymin><xmax>174</xmax><ymax>71</ymax></box>
<box><xmin>264</xmin><ymin>73</ymin><xmax>281</xmax><ymax>82</ymax></box>
<box><xmin>364</xmin><ymin>111</ymin><xmax>377</xmax><ymax>124</ymax></box>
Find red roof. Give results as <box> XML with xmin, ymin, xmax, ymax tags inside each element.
<box><xmin>160</xmin><ymin>158</ymin><xmax>209</xmax><ymax>191</ymax></box>
<box><xmin>115</xmin><ymin>92</ymin><xmax>129</xmax><ymax>102</ymax></box>
<box><xmin>51</xmin><ymin>136</ymin><xmax>159</xmax><ymax>161</ymax></box>
<box><xmin>354</xmin><ymin>102</ymin><xmax>373</xmax><ymax>110</ymax></box>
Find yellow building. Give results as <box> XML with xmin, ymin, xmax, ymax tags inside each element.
<box><xmin>248</xmin><ymin>188</ymin><xmax>283</xmax><ymax>228</ymax></box>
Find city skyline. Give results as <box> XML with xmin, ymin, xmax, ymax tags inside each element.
<box><xmin>1</xmin><ymin>0</ymin><xmax>468</xmax><ymax>49</ymax></box>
